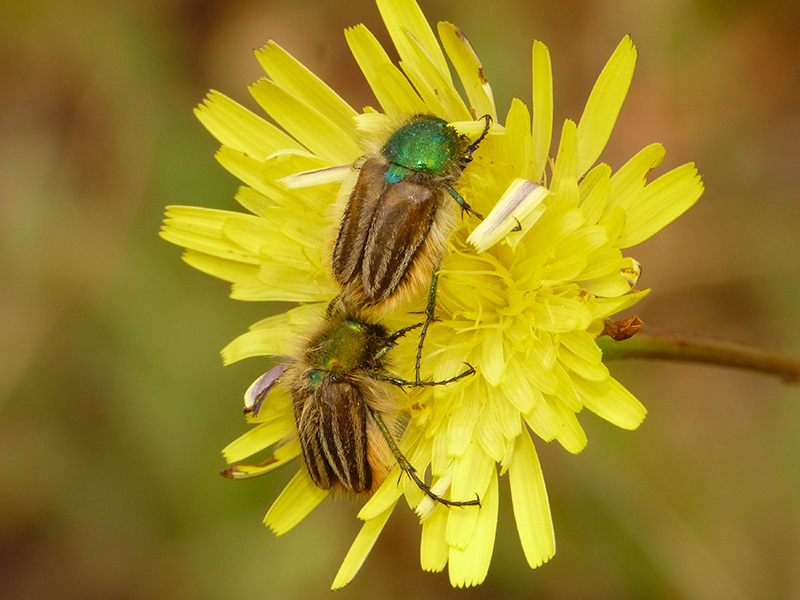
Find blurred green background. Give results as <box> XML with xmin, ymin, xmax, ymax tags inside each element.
<box><xmin>2</xmin><ymin>0</ymin><xmax>799</xmax><ymax>598</ymax></box>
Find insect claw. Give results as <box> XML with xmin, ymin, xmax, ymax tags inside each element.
<box><xmin>461</xmin><ymin>204</ymin><xmax>485</xmax><ymax>221</ymax></box>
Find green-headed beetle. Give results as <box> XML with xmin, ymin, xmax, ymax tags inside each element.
<box><xmin>227</xmin><ymin>300</ymin><xmax>478</xmax><ymax>506</ymax></box>
<box><xmin>332</xmin><ymin>114</ymin><xmax>491</xmax><ymax>308</ymax></box>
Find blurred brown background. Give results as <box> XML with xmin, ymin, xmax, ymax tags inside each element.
<box><xmin>2</xmin><ymin>0</ymin><xmax>799</xmax><ymax>598</ymax></box>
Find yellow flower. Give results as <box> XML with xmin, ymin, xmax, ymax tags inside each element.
<box><xmin>161</xmin><ymin>0</ymin><xmax>703</xmax><ymax>589</ymax></box>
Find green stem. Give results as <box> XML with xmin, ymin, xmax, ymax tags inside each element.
<box><xmin>598</xmin><ymin>328</ymin><xmax>800</xmax><ymax>384</ymax></box>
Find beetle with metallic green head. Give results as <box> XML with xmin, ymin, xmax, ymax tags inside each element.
<box><xmin>332</xmin><ymin>113</ymin><xmax>491</xmax><ymax>308</ymax></box>
<box><xmin>226</xmin><ymin>301</ymin><xmax>478</xmax><ymax>506</ymax></box>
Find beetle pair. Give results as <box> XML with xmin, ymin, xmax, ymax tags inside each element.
<box><xmin>244</xmin><ymin>114</ymin><xmax>491</xmax><ymax>505</ymax></box>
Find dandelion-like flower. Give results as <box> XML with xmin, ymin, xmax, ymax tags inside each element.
<box><xmin>161</xmin><ymin>0</ymin><xmax>703</xmax><ymax>589</ymax></box>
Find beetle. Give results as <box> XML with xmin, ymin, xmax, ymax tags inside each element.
<box><xmin>227</xmin><ymin>301</ymin><xmax>478</xmax><ymax>506</ymax></box>
<box><xmin>332</xmin><ymin>113</ymin><xmax>492</xmax><ymax>308</ymax></box>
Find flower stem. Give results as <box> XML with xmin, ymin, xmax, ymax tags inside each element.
<box><xmin>598</xmin><ymin>328</ymin><xmax>800</xmax><ymax>384</ymax></box>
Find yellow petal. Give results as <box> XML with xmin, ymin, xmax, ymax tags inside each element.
<box><xmin>529</xmin><ymin>289</ymin><xmax>593</xmax><ymax>334</ymax></box>
<box><xmin>550</xmin><ymin>119</ymin><xmax>580</xmax><ymax>209</ymax></box>
<box><xmin>598</xmin><ymin>204</ymin><xmax>627</xmax><ymax>245</ymax></box>
<box><xmin>331</xmin><ymin>501</ymin><xmax>398</xmax><ymax>590</ymax></box>
<box><xmin>576</xmin><ymin>36</ymin><xmax>637</xmax><ymax>178</ymax></box>
<box><xmin>608</xmin><ymin>143</ymin><xmax>665</xmax><ymax>209</ymax></box>
<box><xmin>502</xmin><ymin>98</ymin><xmax>534</xmax><ymax>179</ymax></box>
<box><xmin>525</xmin><ymin>332</ymin><xmax>559</xmax><ymax>394</ymax></box>
<box><xmin>222</xmin><ymin>303</ymin><xmax>325</xmax><ymax>364</ymax></box>
<box><xmin>420</xmin><ymin>505</ymin><xmax>449</xmax><ymax>572</ymax></box>
<box><xmin>255</xmin><ymin>41</ymin><xmax>358</xmax><ymax>137</ymax></box>
<box><xmin>261</xmin><ymin>152</ymin><xmax>341</xmax><ymax>197</ymax></box>
<box><xmin>552</xmin><ymin>361</ymin><xmax>582</xmax><ymax>411</ymax></box>
<box><xmin>501</xmin><ymin>358</ymin><xmax>536</xmax><ymax>414</ymax></box>
<box><xmin>415</xmin><ymin>472</ymin><xmax>454</xmax><ymax>521</ymax></box>
<box><xmin>264</xmin><ymin>468</ymin><xmax>328</xmax><ymax>535</ymax></box>
<box><xmin>222</xmin><ymin>404</ymin><xmax>294</xmax><ymax>462</ymax></box>
<box><xmin>616</xmin><ymin>163</ymin><xmax>704</xmax><ymax>248</ymax></box>
<box><xmin>249</xmin><ymin>79</ymin><xmax>361</xmax><ymax>164</ymax></box>
<box><xmin>180</xmin><ymin>251</ymin><xmax>261</xmax><ymax>288</ymax></box>
<box><xmin>224</xmin><ymin>274</ymin><xmax>318</xmax><ymax>302</ymax></box>
<box><xmin>579</xmin><ymin>270</ymin><xmax>636</xmax><ymax>297</ymax></box>
<box><xmin>222</xmin><ymin>439</ymin><xmax>301</xmax><ymax>479</ymax></box>
<box><xmin>450</xmin><ymin>441</ymin><xmax>494</xmax><ymax>504</ymax></box>
<box><xmin>233</xmin><ymin>187</ymin><xmax>271</xmax><ymax>218</ymax></box>
<box><xmin>161</xmin><ymin>206</ymin><xmax>259</xmax><ymax>255</ymax></box>
<box><xmin>541</xmin><ymin>227</ymin><xmax>606</xmax><ymax>283</ymax></box>
<box><xmin>590</xmin><ymin>288</ymin><xmax>651</xmax><ymax>320</ymax></box>
<box><xmin>531</xmin><ymin>40</ymin><xmax>553</xmax><ymax>181</ymax></box>
<box><xmin>194</xmin><ymin>91</ymin><xmax>304</xmax><ymax>161</ymax></box>
<box><xmin>445</xmin><ymin>496</ymin><xmax>479</xmax><ymax>552</ymax></box>
<box><xmin>446</xmin><ymin>387</ymin><xmax>479</xmax><ymax>457</ymax></box>
<box><xmin>430</xmin><ymin>416</ymin><xmax>450</xmax><ymax>476</ymax></box>
<box><xmin>438</xmin><ymin>22</ymin><xmax>497</xmax><ymax>121</ymax></box>
<box><xmin>225</xmin><ymin>275</ymin><xmax>331</xmax><ymax>303</ymax></box>
<box><xmin>400</xmin><ymin>29</ymin><xmax>470</xmax><ymax>120</ymax></box>
<box><xmin>279</xmin><ymin>165</ymin><xmax>351</xmax><ymax>189</ymax></box>
<box><xmin>508</xmin><ymin>432</ymin><xmax>555</xmax><ymax>568</ymax></box>
<box><xmin>558</xmin><ymin>343</ymin><xmax>609</xmax><ymax>381</ymax></box>
<box><xmin>376</xmin><ymin>0</ymin><xmax>450</xmax><ymax>84</ymax></box>
<box><xmin>579</xmin><ymin>163</ymin><xmax>612</xmax><ymax>225</ymax></box>
<box><xmin>254</xmin><ymin>263</ymin><xmax>337</xmax><ymax>301</ymax></box>
<box><xmin>345</xmin><ymin>24</ymin><xmax>427</xmax><ymax>115</ymax></box>
<box><xmin>428</xmin><ymin>340</ymin><xmax>472</xmax><ymax>389</ymax></box>
<box><xmin>573</xmin><ymin>375</ymin><xmax>647</xmax><ymax>430</ymax></box>
<box><xmin>558</xmin><ymin>330</ymin><xmax>604</xmax><ymax>377</ymax></box>
<box><xmin>214</xmin><ymin>147</ymin><xmax>277</xmax><ymax>198</ymax></box>
<box><xmin>545</xmin><ymin>394</ymin><xmax>587</xmax><ymax>453</ymax></box>
<box><xmin>445</xmin><ymin>444</ymin><xmax>493</xmax><ymax>550</ymax></box>
<box><xmin>576</xmin><ymin>247</ymin><xmax>623</xmax><ymax>281</ymax></box>
<box><xmin>523</xmin><ymin>397</ymin><xmax>558</xmax><ymax>443</ymax></box>
<box><xmin>480</xmin><ymin>324</ymin><xmax>506</xmax><ymax>385</ymax></box>
<box><xmin>620</xmin><ymin>257</ymin><xmax>642</xmax><ymax>288</ymax></box>
<box><xmin>559</xmin><ymin>329</ymin><xmax>602</xmax><ymax>360</ymax></box>
<box><xmin>493</xmin><ymin>392</ymin><xmax>523</xmax><ymax>441</ymax></box>
<box><xmin>523</xmin><ymin>207</ymin><xmax>584</xmax><ymax>260</ymax></box>
<box><xmin>468</xmin><ymin>179</ymin><xmax>548</xmax><ymax>253</ymax></box>
<box><xmin>358</xmin><ymin>465</ymin><xmax>404</xmax><ymax>520</ymax></box>
<box><xmin>475</xmin><ymin>399</ymin><xmax>506</xmax><ymax>462</ymax></box>
<box><xmin>219</xmin><ymin>213</ymin><xmax>275</xmax><ymax>255</ymax></box>
<box><xmin>447</xmin><ymin>469</ymin><xmax>498</xmax><ymax>587</ymax></box>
